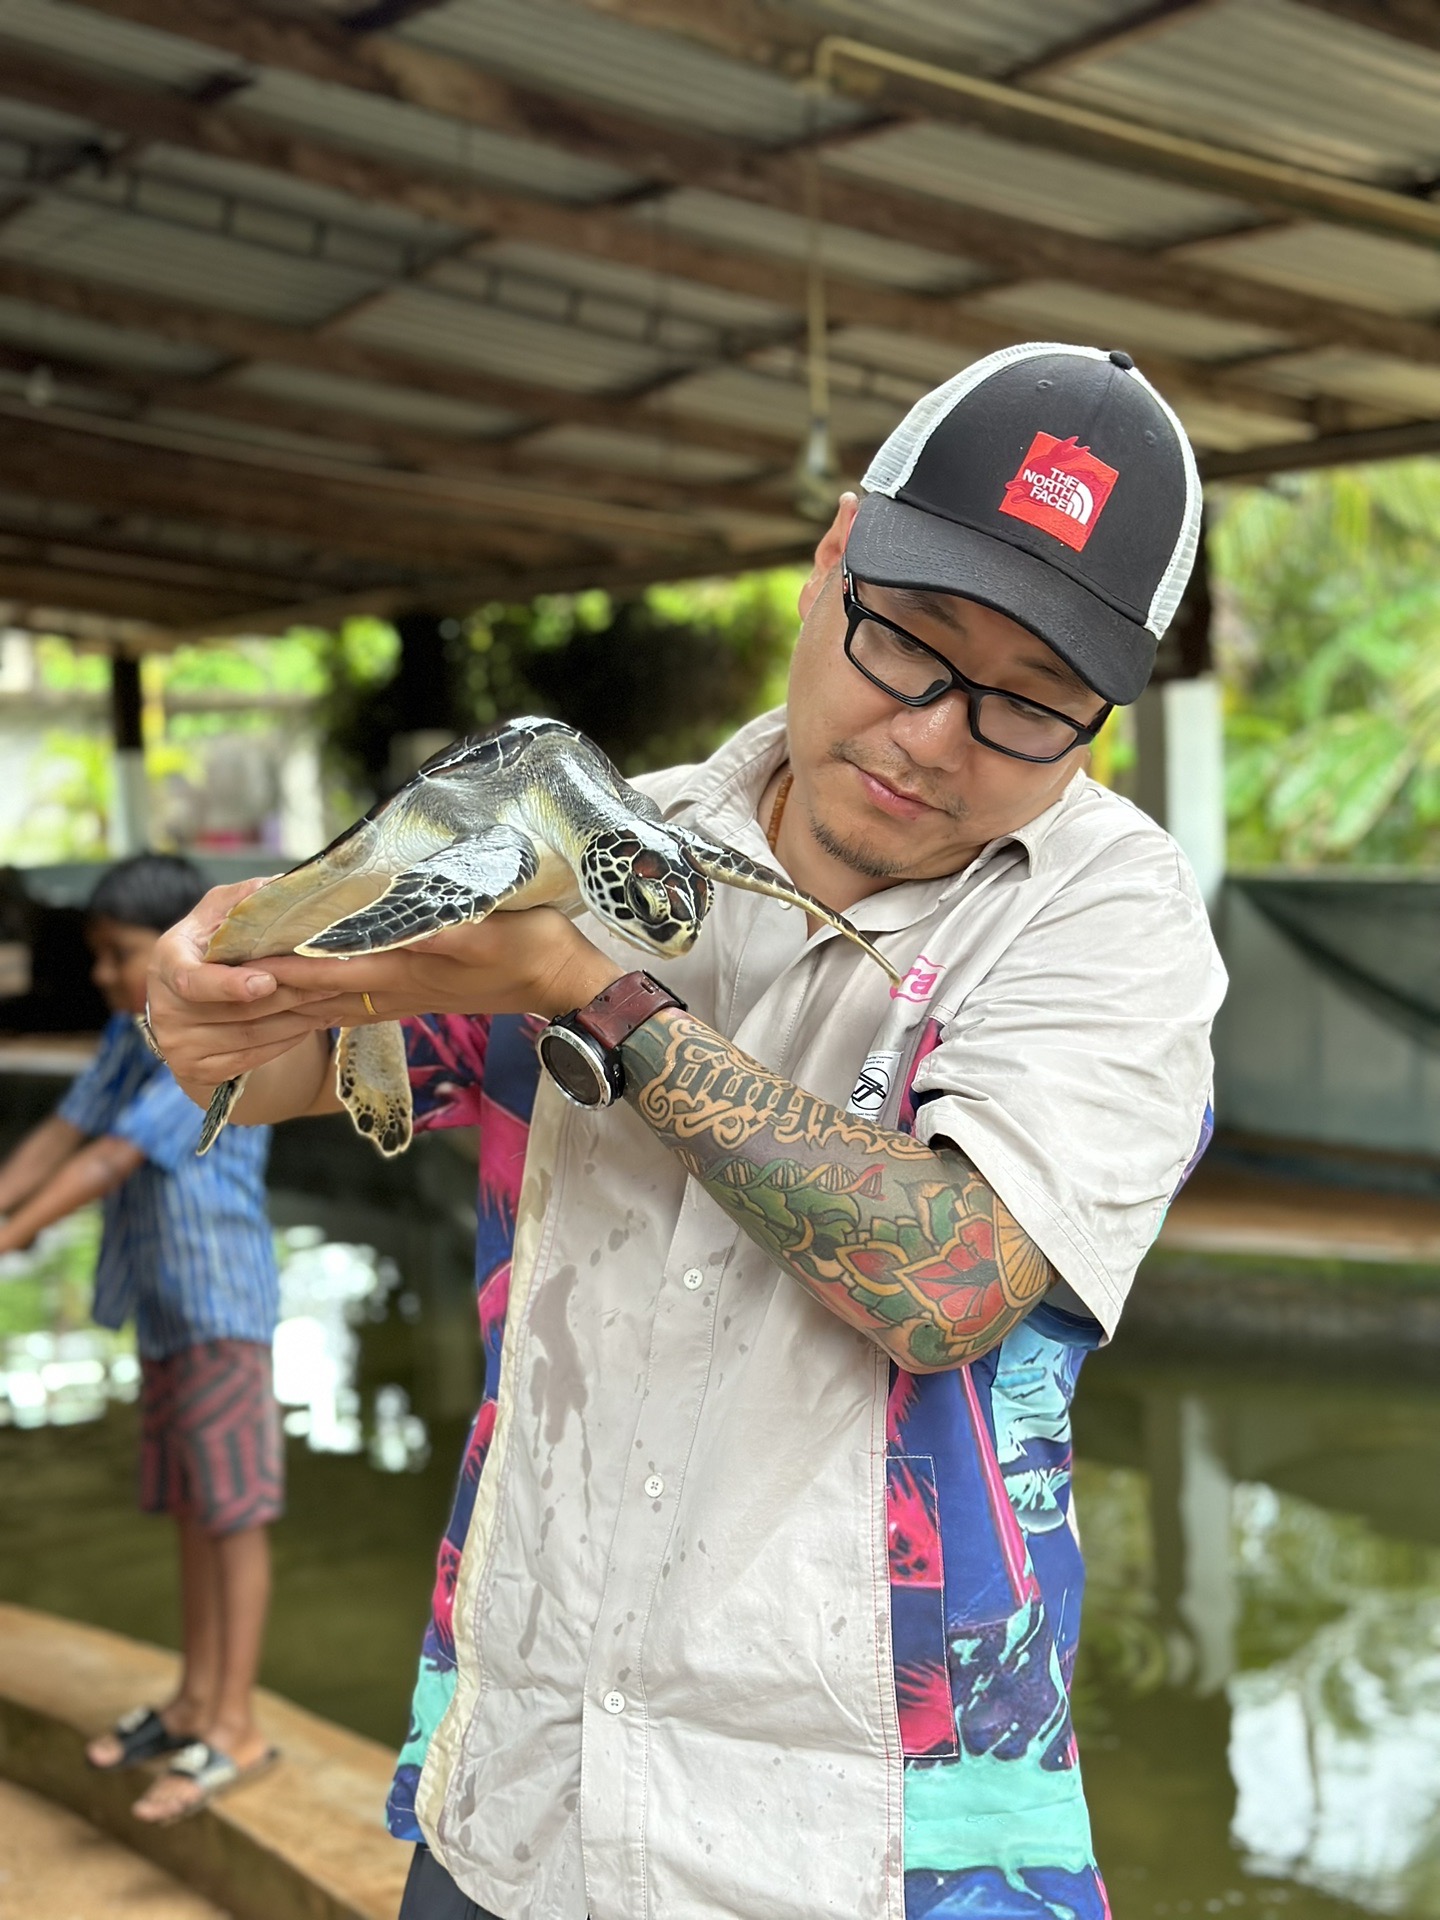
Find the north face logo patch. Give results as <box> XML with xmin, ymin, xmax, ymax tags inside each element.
<box><xmin>999</xmin><ymin>432</ymin><xmax>1119</xmax><ymax>552</ymax></box>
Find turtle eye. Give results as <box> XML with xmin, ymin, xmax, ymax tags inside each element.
<box><xmin>626</xmin><ymin>875</ymin><xmax>670</xmax><ymax>923</ymax></box>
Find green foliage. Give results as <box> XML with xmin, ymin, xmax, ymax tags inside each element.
<box><xmin>316</xmin><ymin>573</ymin><xmax>806</xmax><ymax>800</ymax></box>
<box><xmin>1215</xmin><ymin>462</ymin><xmax>1440</xmax><ymax>866</ymax></box>
<box><xmin>461</xmin><ymin>569</ymin><xmax>805</xmax><ymax>776</ymax></box>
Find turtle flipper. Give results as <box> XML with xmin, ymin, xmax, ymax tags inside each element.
<box><xmin>297</xmin><ymin>828</ymin><xmax>541</xmax><ymax>956</ymax></box>
<box><xmin>336</xmin><ymin>1023</ymin><xmax>412</xmax><ymax>1156</ymax></box>
<box><xmin>196</xmin><ymin>1072</ymin><xmax>248</xmax><ymax>1156</ymax></box>
<box><xmin>682</xmin><ymin>832</ymin><xmax>902</xmax><ymax>986</ymax></box>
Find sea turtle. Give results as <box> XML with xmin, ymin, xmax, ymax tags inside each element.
<box><xmin>198</xmin><ymin>717</ymin><xmax>900</xmax><ymax>1158</ymax></box>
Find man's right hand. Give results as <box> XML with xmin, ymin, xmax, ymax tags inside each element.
<box><xmin>147</xmin><ymin>880</ymin><xmax>351</xmax><ymax>1101</ymax></box>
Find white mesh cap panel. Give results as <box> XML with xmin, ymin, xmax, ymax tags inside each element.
<box><xmin>1131</xmin><ymin>365</ymin><xmax>1202</xmax><ymax>638</ymax></box>
<box><xmin>863</xmin><ymin>341</ymin><xmax>1113</xmax><ymax>499</ymax></box>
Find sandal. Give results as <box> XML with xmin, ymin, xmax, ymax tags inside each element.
<box><xmin>87</xmin><ymin>1706</ymin><xmax>193</xmax><ymax>1771</ymax></box>
<box><xmin>143</xmin><ymin>1740</ymin><xmax>281</xmax><ymax>1825</ymax></box>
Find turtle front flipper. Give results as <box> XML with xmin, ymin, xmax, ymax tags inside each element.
<box><xmin>196</xmin><ymin>1071</ymin><xmax>248</xmax><ymax>1156</ymax></box>
<box><xmin>297</xmin><ymin>827</ymin><xmax>541</xmax><ymax>956</ymax></box>
<box><xmin>682</xmin><ymin>833</ymin><xmax>902</xmax><ymax>986</ymax></box>
<box><xmin>336</xmin><ymin>1023</ymin><xmax>412</xmax><ymax>1156</ymax></box>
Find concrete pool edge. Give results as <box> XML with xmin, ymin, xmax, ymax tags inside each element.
<box><xmin>0</xmin><ymin>1603</ymin><xmax>409</xmax><ymax>1920</ymax></box>
<box><xmin>1126</xmin><ymin>1252</ymin><xmax>1440</xmax><ymax>1373</ymax></box>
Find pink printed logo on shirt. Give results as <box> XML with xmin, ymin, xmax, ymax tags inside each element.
<box><xmin>891</xmin><ymin>955</ymin><xmax>940</xmax><ymax>1003</ymax></box>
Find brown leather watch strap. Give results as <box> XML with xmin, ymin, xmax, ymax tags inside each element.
<box><xmin>571</xmin><ymin>970</ymin><xmax>685</xmax><ymax>1052</ymax></box>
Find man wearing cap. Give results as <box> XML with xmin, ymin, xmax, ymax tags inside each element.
<box><xmin>149</xmin><ymin>342</ymin><xmax>1226</xmax><ymax>1920</ymax></box>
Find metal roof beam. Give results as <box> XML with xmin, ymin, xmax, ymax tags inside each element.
<box><xmin>1201</xmin><ymin>413</ymin><xmax>1440</xmax><ymax>480</ymax></box>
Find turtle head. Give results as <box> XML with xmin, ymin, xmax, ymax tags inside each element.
<box><xmin>577</xmin><ymin>831</ymin><xmax>711</xmax><ymax>957</ymax></box>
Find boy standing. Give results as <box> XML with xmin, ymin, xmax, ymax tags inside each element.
<box><xmin>0</xmin><ymin>854</ymin><xmax>282</xmax><ymax>1823</ymax></box>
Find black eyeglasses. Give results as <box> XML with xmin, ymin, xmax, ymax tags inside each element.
<box><xmin>841</xmin><ymin>565</ymin><xmax>1112</xmax><ymax>765</ymax></box>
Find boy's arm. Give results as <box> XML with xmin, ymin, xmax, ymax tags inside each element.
<box><xmin>0</xmin><ymin>1134</ymin><xmax>145</xmax><ymax>1254</ymax></box>
<box><xmin>0</xmin><ymin>1115</ymin><xmax>86</xmax><ymax>1213</ymax></box>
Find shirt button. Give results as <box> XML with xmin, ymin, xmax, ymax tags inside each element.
<box><xmin>644</xmin><ymin>1475</ymin><xmax>665</xmax><ymax>1499</ymax></box>
<box><xmin>602</xmin><ymin>1690</ymin><xmax>626</xmax><ymax>1715</ymax></box>
<box><xmin>682</xmin><ymin>1267</ymin><xmax>704</xmax><ymax>1290</ymax></box>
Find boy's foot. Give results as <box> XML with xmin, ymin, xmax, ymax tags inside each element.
<box><xmin>86</xmin><ymin>1705</ymin><xmax>198</xmax><ymax>1772</ymax></box>
<box><xmin>131</xmin><ymin>1727</ymin><xmax>278</xmax><ymax>1825</ymax></box>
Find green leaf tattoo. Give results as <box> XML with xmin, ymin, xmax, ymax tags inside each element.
<box><xmin>621</xmin><ymin>1010</ymin><xmax>1056</xmax><ymax>1372</ymax></box>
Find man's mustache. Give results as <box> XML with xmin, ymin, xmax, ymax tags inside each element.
<box><xmin>828</xmin><ymin>742</ymin><xmax>970</xmax><ymax>821</ymax></box>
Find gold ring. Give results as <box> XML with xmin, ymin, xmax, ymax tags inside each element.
<box><xmin>361</xmin><ymin>991</ymin><xmax>378</xmax><ymax>1017</ymax></box>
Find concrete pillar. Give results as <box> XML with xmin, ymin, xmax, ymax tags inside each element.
<box><xmin>108</xmin><ymin>651</ymin><xmax>148</xmax><ymax>856</ymax></box>
<box><xmin>1134</xmin><ymin>676</ymin><xmax>1226</xmax><ymax>908</ymax></box>
<box><xmin>1145</xmin><ymin>1390</ymin><xmax>1236</xmax><ymax>1694</ymax></box>
<box><xmin>1133</xmin><ymin>511</ymin><xmax>1226</xmax><ymax>909</ymax></box>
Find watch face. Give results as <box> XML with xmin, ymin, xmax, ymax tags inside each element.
<box><xmin>539</xmin><ymin>1024</ymin><xmax>611</xmax><ymax>1107</ymax></box>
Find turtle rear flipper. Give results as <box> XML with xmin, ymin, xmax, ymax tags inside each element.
<box><xmin>298</xmin><ymin>828</ymin><xmax>540</xmax><ymax>956</ymax></box>
<box><xmin>683</xmin><ymin>833</ymin><xmax>902</xmax><ymax>986</ymax></box>
<box><xmin>336</xmin><ymin>1023</ymin><xmax>412</xmax><ymax>1156</ymax></box>
<box><xmin>197</xmin><ymin>1072</ymin><xmax>247</xmax><ymax>1156</ymax></box>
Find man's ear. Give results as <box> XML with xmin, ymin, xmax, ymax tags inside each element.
<box><xmin>798</xmin><ymin>493</ymin><xmax>860</xmax><ymax>621</ymax></box>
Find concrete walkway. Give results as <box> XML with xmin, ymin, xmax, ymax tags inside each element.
<box><xmin>0</xmin><ymin>1605</ymin><xmax>409</xmax><ymax>1920</ymax></box>
<box><xmin>0</xmin><ymin>1776</ymin><xmax>226</xmax><ymax>1919</ymax></box>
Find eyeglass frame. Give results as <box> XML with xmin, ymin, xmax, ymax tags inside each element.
<box><xmin>840</xmin><ymin>563</ymin><xmax>1113</xmax><ymax>766</ymax></box>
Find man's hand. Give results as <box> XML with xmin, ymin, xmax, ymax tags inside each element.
<box><xmin>149</xmin><ymin>880</ymin><xmax>623</xmax><ymax>1094</ymax></box>
<box><xmin>262</xmin><ymin>909</ymin><xmax>624</xmax><ymax>1026</ymax></box>
<box><xmin>147</xmin><ymin>878</ymin><xmax>338</xmax><ymax>1096</ymax></box>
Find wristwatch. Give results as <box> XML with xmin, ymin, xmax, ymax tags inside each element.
<box><xmin>539</xmin><ymin>970</ymin><xmax>686</xmax><ymax>1109</ymax></box>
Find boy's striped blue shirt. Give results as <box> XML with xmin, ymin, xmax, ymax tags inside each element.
<box><xmin>57</xmin><ymin>1012</ymin><xmax>278</xmax><ymax>1359</ymax></box>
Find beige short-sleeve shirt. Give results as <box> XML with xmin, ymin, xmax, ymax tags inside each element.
<box><xmin>414</xmin><ymin>708</ymin><xmax>1226</xmax><ymax>1919</ymax></box>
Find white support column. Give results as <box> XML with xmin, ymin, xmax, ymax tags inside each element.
<box><xmin>1134</xmin><ymin>673</ymin><xmax>1226</xmax><ymax>910</ymax></box>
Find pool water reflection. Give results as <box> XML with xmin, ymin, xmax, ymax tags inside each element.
<box><xmin>1075</xmin><ymin>1356</ymin><xmax>1440</xmax><ymax>1920</ymax></box>
<box><xmin>1</xmin><ymin>1226</ymin><xmax>1439</xmax><ymax>1920</ymax></box>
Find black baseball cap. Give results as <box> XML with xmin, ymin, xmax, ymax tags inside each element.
<box><xmin>846</xmin><ymin>341</ymin><xmax>1202</xmax><ymax>705</ymax></box>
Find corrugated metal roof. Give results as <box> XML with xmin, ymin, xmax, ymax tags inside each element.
<box><xmin>1044</xmin><ymin>0</ymin><xmax>1440</xmax><ymax>186</ymax></box>
<box><xmin>0</xmin><ymin>293</ymin><xmax>224</xmax><ymax>376</ymax></box>
<box><xmin>1165</xmin><ymin>396</ymin><xmax>1313</xmax><ymax>453</ymax></box>
<box><xmin>231</xmin><ymin>361</ymin><xmax>524</xmax><ymax>438</ymax></box>
<box><xmin>654</xmin><ymin>364</ymin><xmax>904</xmax><ymax>446</ymax></box>
<box><xmin>143</xmin><ymin>145</ymin><xmax>462</xmax><ymax>251</ymax></box>
<box><xmin>0</xmin><ymin>0</ymin><xmax>231</xmax><ymax>92</ymax></box>
<box><xmin>397</xmin><ymin>0</ymin><xmax>859</xmax><ymax>146</ymax></box>
<box><xmin>798</xmin><ymin>0</ymin><xmax>1138</xmax><ymax>76</ymax></box>
<box><xmin>0</xmin><ymin>199</ymin><xmax>380</xmax><ymax>326</ymax></box>
<box><xmin>634</xmin><ymin>187</ymin><xmax>981</xmax><ymax>292</ymax></box>
<box><xmin>1255</xmin><ymin>347</ymin><xmax>1440</xmax><ymax>416</ymax></box>
<box><xmin>241</xmin><ymin>67</ymin><xmax>641</xmax><ymax>206</ymax></box>
<box><xmin>521</xmin><ymin>423</ymin><xmax>766</xmax><ymax>483</ymax></box>
<box><xmin>472</xmin><ymin>238</ymin><xmax>790</xmax><ymax>333</ymax></box>
<box><xmin>145</xmin><ymin>405</ymin><xmax>387</xmax><ymax>466</ymax></box>
<box><xmin>823</xmin><ymin>120</ymin><xmax>1254</xmax><ymax>245</ymax></box>
<box><xmin>1177</xmin><ymin>221</ymin><xmax>1440</xmax><ymax>321</ymax></box>
<box><xmin>0</xmin><ymin>94</ymin><xmax>101</xmax><ymax>146</ymax></box>
<box><xmin>961</xmin><ymin>279</ymin><xmax>1290</xmax><ymax>362</ymax></box>
<box><xmin>750</xmin><ymin>337</ymin><xmax>924</xmax><ymax>409</ymax></box>
<box><xmin>341</xmin><ymin>284</ymin><xmax>677</xmax><ymax>392</ymax></box>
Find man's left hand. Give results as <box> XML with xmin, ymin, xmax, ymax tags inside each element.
<box><xmin>260</xmin><ymin>906</ymin><xmax>625</xmax><ymax>1026</ymax></box>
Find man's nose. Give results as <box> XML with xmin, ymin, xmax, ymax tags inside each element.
<box><xmin>888</xmin><ymin>690</ymin><xmax>972</xmax><ymax>771</ymax></box>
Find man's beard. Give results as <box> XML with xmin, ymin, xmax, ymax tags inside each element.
<box><xmin>807</xmin><ymin>741</ymin><xmax>968</xmax><ymax>879</ymax></box>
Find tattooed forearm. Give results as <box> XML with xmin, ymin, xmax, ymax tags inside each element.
<box><xmin>621</xmin><ymin>1009</ymin><xmax>1055</xmax><ymax>1371</ymax></box>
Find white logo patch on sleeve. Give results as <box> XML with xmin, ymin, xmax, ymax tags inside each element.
<box><xmin>846</xmin><ymin>1050</ymin><xmax>901</xmax><ymax>1118</ymax></box>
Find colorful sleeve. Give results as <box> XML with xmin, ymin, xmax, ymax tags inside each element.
<box><xmin>111</xmin><ymin>1068</ymin><xmax>205</xmax><ymax>1170</ymax></box>
<box><xmin>54</xmin><ymin>1015</ymin><xmax>130</xmax><ymax>1137</ymax></box>
<box><xmin>402</xmin><ymin>1014</ymin><xmax>492</xmax><ymax>1131</ymax></box>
